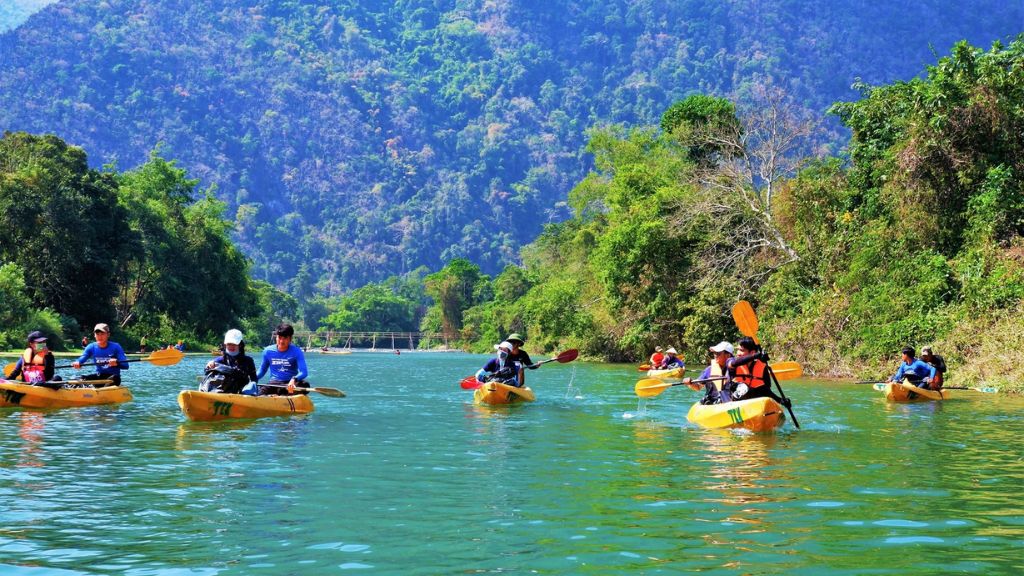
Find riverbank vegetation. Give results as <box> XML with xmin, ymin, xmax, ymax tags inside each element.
<box><xmin>0</xmin><ymin>133</ymin><xmax>292</xmax><ymax>351</ymax></box>
<box><xmin>316</xmin><ymin>39</ymin><xmax>1024</xmax><ymax>392</ymax></box>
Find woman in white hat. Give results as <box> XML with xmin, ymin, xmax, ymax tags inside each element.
<box><xmin>475</xmin><ymin>341</ymin><xmax>522</xmax><ymax>387</ymax></box>
<box><xmin>202</xmin><ymin>329</ymin><xmax>257</xmax><ymax>393</ymax></box>
<box><xmin>658</xmin><ymin>347</ymin><xmax>685</xmax><ymax>370</ymax></box>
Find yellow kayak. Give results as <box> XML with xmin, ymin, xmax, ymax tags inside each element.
<box><xmin>646</xmin><ymin>367</ymin><xmax>685</xmax><ymax>379</ymax></box>
<box><xmin>473</xmin><ymin>381</ymin><xmax>535</xmax><ymax>405</ymax></box>
<box><xmin>877</xmin><ymin>380</ymin><xmax>949</xmax><ymax>402</ymax></box>
<box><xmin>177</xmin><ymin>390</ymin><xmax>314</xmax><ymax>421</ymax></box>
<box><xmin>686</xmin><ymin>397</ymin><xmax>786</xmax><ymax>432</ymax></box>
<box><xmin>0</xmin><ymin>379</ymin><xmax>130</xmax><ymax>408</ymax></box>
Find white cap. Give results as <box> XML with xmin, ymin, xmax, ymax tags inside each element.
<box><xmin>494</xmin><ymin>341</ymin><xmax>513</xmax><ymax>352</ymax></box>
<box><xmin>709</xmin><ymin>341</ymin><xmax>734</xmax><ymax>354</ymax></box>
<box><xmin>223</xmin><ymin>329</ymin><xmax>244</xmax><ymax>345</ymax></box>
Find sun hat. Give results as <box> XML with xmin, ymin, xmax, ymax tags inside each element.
<box><xmin>506</xmin><ymin>333</ymin><xmax>525</xmax><ymax>345</ymax></box>
<box><xmin>654</xmin><ymin>346</ymin><xmax>663</xmax><ymax>352</ymax></box>
<box><xmin>494</xmin><ymin>341</ymin><xmax>514</xmax><ymax>351</ymax></box>
<box><xmin>666</xmin><ymin>347</ymin><xmax>678</xmax><ymax>354</ymax></box>
<box><xmin>709</xmin><ymin>341</ymin><xmax>734</xmax><ymax>354</ymax></box>
<box><xmin>223</xmin><ymin>329</ymin><xmax>244</xmax><ymax>345</ymax></box>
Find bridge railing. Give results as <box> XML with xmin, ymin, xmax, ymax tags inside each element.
<box><xmin>291</xmin><ymin>331</ymin><xmax>453</xmax><ymax>351</ymax></box>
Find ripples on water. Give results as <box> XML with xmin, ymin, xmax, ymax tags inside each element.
<box><xmin>0</xmin><ymin>354</ymin><xmax>1022</xmax><ymax>574</ymax></box>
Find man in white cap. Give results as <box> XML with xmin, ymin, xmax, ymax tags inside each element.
<box><xmin>72</xmin><ymin>323</ymin><xmax>129</xmax><ymax>386</ymax></box>
<box><xmin>202</xmin><ymin>329</ymin><xmax>258</xmax><ymax>394</ymax></box>
<box><xmin>475</xmin><ymin>341</ymin><xmax>522</xmax><ymax>387</ymax></box>
<box><xmin>683</xmin><ymin>341</ymin><xmax>734</xmax><ymax>404</ymax></box>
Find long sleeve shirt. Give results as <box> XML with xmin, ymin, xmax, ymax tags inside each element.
<box><xmin>75</xmin><ymin>342</ymin><xmax>129</xmax><ymax>378</ymax></box>
<box><xmin>256</xmin><ymin>344</ymin><xmax>308</xmax><ymax>382</ymax></box>
<box><xmin>892</xmin><ymin>359</ymin><xmax>936</xmax><ymax>382</ymax></box>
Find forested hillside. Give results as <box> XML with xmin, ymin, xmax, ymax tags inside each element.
<box><xmin>0</xmin><ymin>0</ymin><xmax>1020</xmax><ymax>297</ymax></box>
<box><xmin>0</xmin><ymin>0</ymin><xmax>54</xmax><ymax>33</ymax></box>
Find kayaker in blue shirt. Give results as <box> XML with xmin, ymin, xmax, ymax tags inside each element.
<box><xmin>72</xmin><ymin>323</ymin><xmax>129</xmax><ymax>386</ymax></box>
<box><xmin>657</xmin><ymin>347</ymin><xmax>685</xmax><ymax>370</ymax></box>
<box><xmin>889</xmin><ymin>346</ymin><xmax>936</xmax><ymax>388</ymax></box>
<box><xmin>476</xmin><ymin>341</ymin><xmax>522</xmax><ymax>387</ymax></box>
<box><xmin>256</xmin><ymin>323</ymin><xmax>309</xmax><ymax>395</ymax></box>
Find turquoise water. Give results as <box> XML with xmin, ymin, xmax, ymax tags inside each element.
<box><xmin>0</xmin><ymin>352</ymin><xmax>1022</xmax><ymax>574</ymax></box>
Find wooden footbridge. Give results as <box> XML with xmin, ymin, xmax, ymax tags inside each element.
<box><xmin>292</xmin><ymin>331</ymin><xmax>453</xmax><ymax>351</ymax></box>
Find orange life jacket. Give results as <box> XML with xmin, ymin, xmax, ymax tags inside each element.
<box><xmin>21</xmin><ymin>348</ymin><xmax>47</xmax><ymax>384</ymax></box>
<box><xmin>734</xmin><ymin>358</ymin><xmax>769</xmax><ymax>389</ymax></box>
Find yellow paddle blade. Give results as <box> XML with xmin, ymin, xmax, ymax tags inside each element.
<box><xmin>770</xmin><ymin>361</ymin><xmax>803</xmax><ymax>380</ymax></box>
<box><xmin>3</xmin><ymin>362</ymin><xmax>16</xmax><ymax>379</ymax></box>
<box><xmin>634</xmin><ymin>378</ymin><xmax>674</xmax><ymax>398</ymax></box>
<box><xmin>732</xmin><ymin>300</ymin><xmax>759</xmax><ymax>344</ymax></box>
<box><xmin>143</xmin><ymin>348</ymin><xmax>185</xmax><ymax>366</ymax></box>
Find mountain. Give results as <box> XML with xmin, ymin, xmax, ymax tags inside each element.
<box><xmin>0</xmin><ymin>0</ymin><xmax>55</xmax><ymax>33</ymax></box>
<box><xmin>0</xmin><ymin>0</ymin><xmax>1020</xmax><ymax>295</ymax></box>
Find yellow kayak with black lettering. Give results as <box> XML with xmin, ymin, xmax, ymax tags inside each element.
<box><xmin>0</xmin><ymin>379</ymin><xmax>130</xmax><ymax>408</ymax></box>
<box><xmin>177</xmin><ymin>390</ymin><xmax>314</xmax><ymax>421</ymax></box>
<box><xmin>686</xmin><ymin>397</ymin><xmax>785</xmax><ymax>432</ymax></box>
<box><xmin>646</xmin><ymin>367</ymin><xmax>685</xmax><ymax>379</ymax></box>
<box><xmin>473</xmin><ymin>381</ymin><xmax>535</xmax><ymax>405</ymax></box>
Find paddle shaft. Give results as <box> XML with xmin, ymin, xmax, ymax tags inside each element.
<box><xmin>257</xmin><ymin>382</ymin><xmax>345</xmax><ymax>397</ymax></box>
<box><xmin>766</xmin><ymin>365</ymin><xmax>799</xmax><ymax>428</ymax></box>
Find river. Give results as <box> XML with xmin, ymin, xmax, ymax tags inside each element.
<box><xmin>0</xmin><ymin>352</ymin><xmax>1021</xmax><ymax>574</ymax></box>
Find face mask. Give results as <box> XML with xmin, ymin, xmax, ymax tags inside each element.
<box><xmin>226</xmin><ymin>349</ymin><xmax>240</xmax><ymax>357</ymax></box>
<box><xmin>498</xmin><ymin>350</ymin><xmax>509</xmax><ymax>362</ymax></box>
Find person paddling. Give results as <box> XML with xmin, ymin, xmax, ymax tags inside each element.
<box><xmin>256</xmin><ymin>323</ymin><xmax>309</xmax><ymax>395</ymax></box>
<box><xmin>72</xmin><ymin>323</ymin><xmax>129</xmax><ymax>386</ymax></box>
<box><xmin>202</xmin><ymin>329</ymin><xmax>257</xmax><ymax>394</ymax></box>
<box><xmin>505</xmin><ymin>333</ymin><xmax>535</xmax><ymax>387</ymax></box>
<box><xmin>727</xmin><ymin>337</ymin><xmax>788</xmax><ymax>406</ymax></box>
<box><xmin>889</xmin><ymin>346</ymin><xmax>936</xmax><ymax>389</ymax></box>
<box><xmin>658</xmin><ymin>347</ymin><xmax>685</xmax><ymax>370</ymax></box>
<box><xmin>920</xmin><ymin>346</ymin><xmax>946</xmax><ymax>390</ymax></box>
<box><xmin>683</xmin><ymin>341</ymin><xmax>734</xmax><ymax>404</ymax></box>
<box><xmin>476</xmin><ymin>341</ymin><xmax>522</xmax><ymax>387</ymax></box>
<box><xmin>649</xmin><ymin>346</ymin><xmax>665</xmax><ymax>368</ymax></box>
<box><xmin>8</xmin><ymin>331</ymin><xmax>58</xmax><ymax>385</ymax></box>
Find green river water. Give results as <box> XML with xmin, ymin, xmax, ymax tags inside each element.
<box><xmin>0</xmin><ymin>352</ymin><xmax>1021</xmax><ymax>575</ymax></box>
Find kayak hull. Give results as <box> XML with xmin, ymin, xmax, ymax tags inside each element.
<box><xmin>177</xmin><ymin>390</ymin><xmax>314</xmax><ymax>421</ymax></box>
<box><xmin>473</xmin><ymin>382</ymin><xmax>535</xmax><ymax>405</ymax></box>
<box><xmin>646</xmin><ymin>367</ymin><xmax>685</xmax><ymax>379</ymax></box>
<box><xmin>686</xmin><ymin>397</ymin><xmax>785</xmax><ymax>432</ymax></box>
<box><xmin>880</xmin><ymin>381</ymin><xmax>948</xmax><ymax>402</ymax></box>
<box><xmin>0</xmin><ymin>380</ymin><xmax>130</xmax><ymax>408</ymax></box>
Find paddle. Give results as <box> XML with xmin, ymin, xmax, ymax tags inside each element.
<box><xmin>53</xmin><ymin>347</ymin><xmax>184</xmax><ymax>369</ymax></box>
<box><xmin>635</xmin><ymin>362</ymin><xmax>802</xmax><ymax>398</ymax></box>
<box><xmin>635</xmin><ymin>376</ymin><xmax>727</xmax><ymax>398</ymax></box>
<box><xmin>637</xmin><ymin>364</ymin><xmax>651</xmax><ymax>371</ymax></box>
<box><xmin>732</xmin><ymin>300</ymin><xmax>799</xmax><ymax>428</ymax></box>
<box><xmin>529</xmin><ymin>348</ymin><xmax>579</xmax><ymax>368</ymax></box>
<box><xmin>871</xmin><ymin>382</ymin><xmax>998</xmax><ymax>394</ymax></box>
<box><xmin>460</xmin><ymin>349</ymin><xmax>579</xmax><ymax>389</ymax></box>
<box><xmin>256</xmin><ymin>383</ymin><xmax>346</xmax><ymax>397</ymax></box>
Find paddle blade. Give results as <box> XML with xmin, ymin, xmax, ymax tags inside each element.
<box><xmin>312</xmin><ymin>387</ymin><xmax>346</xmax><ymax>398</ymax></box>
<box><xmin>144</xmin><ymin>348</ymin><xmax>186</xmax><ymax>366</ymax></box>
<box><xmin>634</xmin><ymin>378</ymin><xmax>673</xmax><ymax>398</ymax></box>
<box><xmin>460</xmin><ymin>375</ymin><xmax>482</xmax><ymax>390</ymax></box>
<box><xmin>732</xmin><ymin>300</ymin><xmax>759</xmax><ymax>343</ymax></box>
<box><xmin>555</xmin><ymin>349</ymin><xmax>579</xmax><ymax>363</ymax></box>
<box><xmin>770</xmin><ymin>361</ymin><xmax>802</xmax><ymax>380</ymax></box>
<box><xmin>3</xmin><ymin>362</ymin><xmax>15</xmax><ymax>379</ymax></box>
<box><xmin>637</xmin><ymin>364</ymin><xmax>651</xmax><ymax>371</ymax></box>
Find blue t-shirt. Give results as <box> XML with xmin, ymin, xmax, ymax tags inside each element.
<box><xmin>75</xmin><ymin>342</ymin><xmax>130</xmax><ymax>377</ymax></box>
<box><xmin>892</xmin><ymin>358</ymin><xmax>936</xmax><ymax>382</ymax></box>
<box><xmin>256</xmin><ymin>343</ymin><xmax>308</xmax><ymax>382</ymax></box>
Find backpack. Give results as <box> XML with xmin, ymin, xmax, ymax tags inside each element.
<box><xmin>199</xmin><ymin>364</ymin><xmax>249</xmax><ymax>394</ymax></box>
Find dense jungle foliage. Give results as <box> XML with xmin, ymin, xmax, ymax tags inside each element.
<box><xmin>0</xmin><ymin>0</ymin><xmax>1019</xmax><ymax>299</ymax></box>
<box><xmin>0</xmin><ymin>132</ymin><xmax>293</xmax><ymax>350</ymax></box>
<box><xmin>325</xmin><ymin>39</ymin><xmax>1024</xmax><ymax>390</ymax></box>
